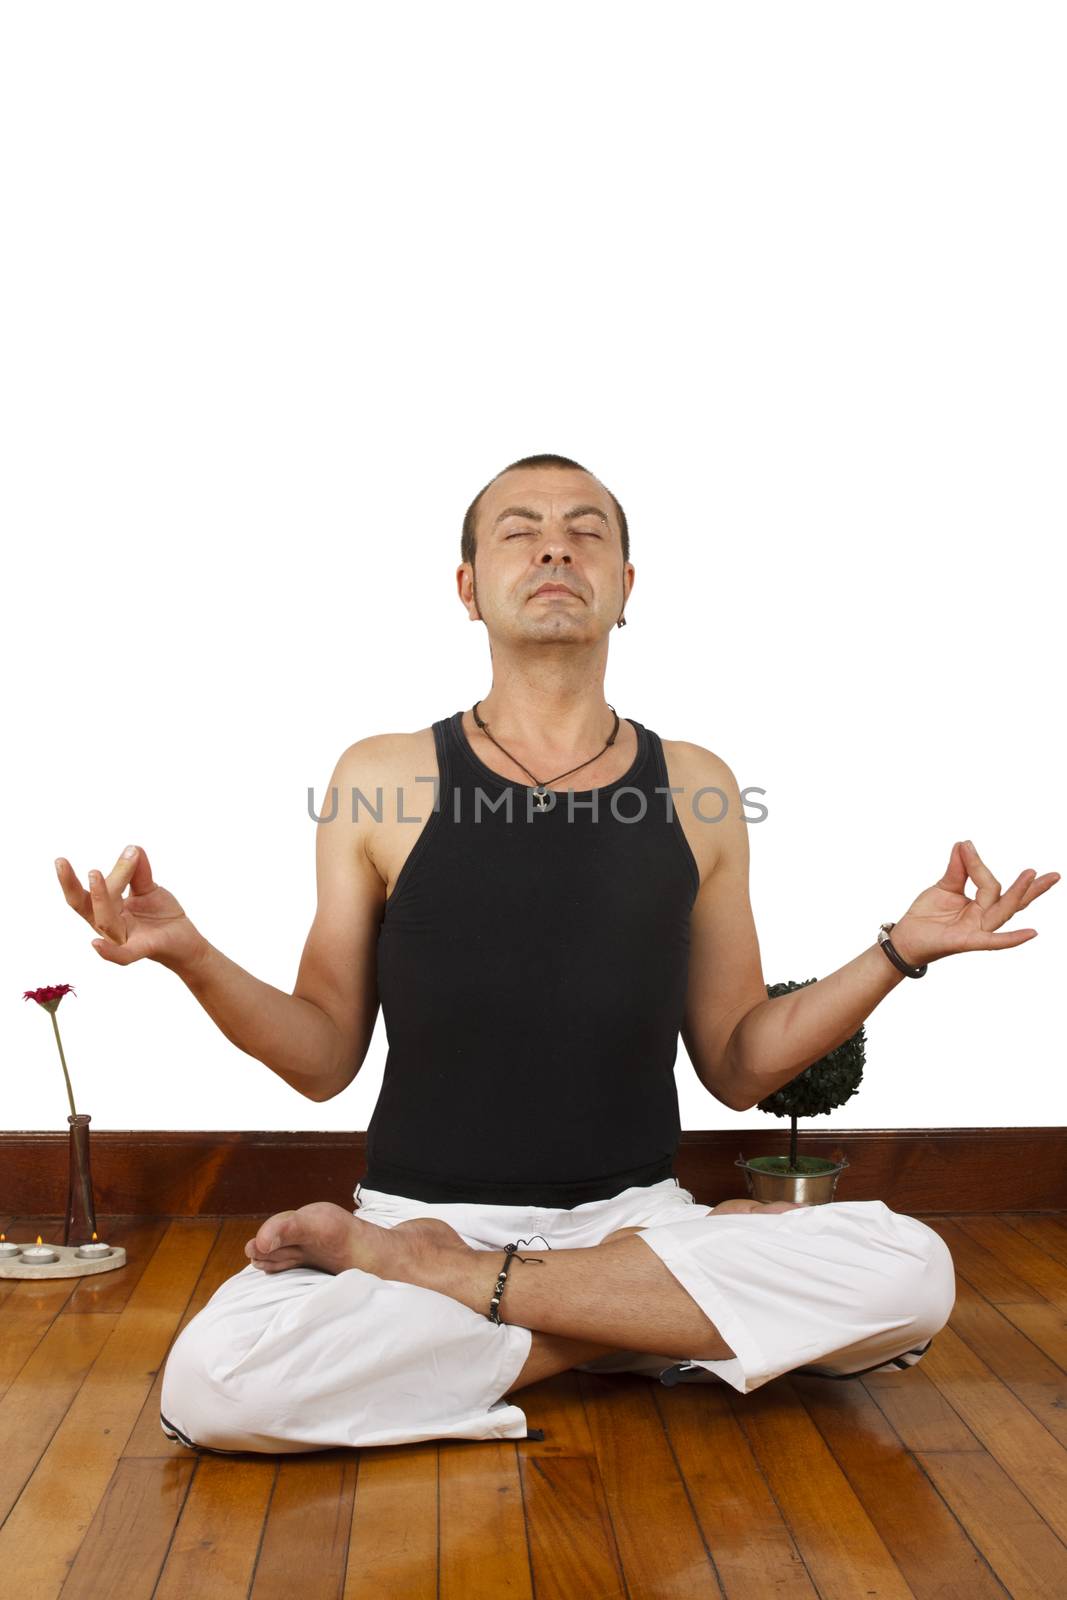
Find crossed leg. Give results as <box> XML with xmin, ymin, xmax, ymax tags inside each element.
<box><xmin>161</xmin><ymin>1199</ymin><xmax>953</xmax><ymax>1452</ymax></box>
<box><xmin>502</xmin><ymin>1224</ymin><xmax>691</xmax><ymax>1392</ymax></box>
<box><xmin>506</xmin><ymin>1329</ymin><xmax>623</xmax><ymax>1393</ymax></box>
<box><xmin>244</xmin><ymin>1207</ymin><xmax>738</xmax><ymax>1362</ymax></box>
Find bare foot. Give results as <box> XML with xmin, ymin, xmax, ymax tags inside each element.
<box><xmin>243</xmin><ymin>1200</ymin><xmax>471</xmax><ymax>1283</ymax></box>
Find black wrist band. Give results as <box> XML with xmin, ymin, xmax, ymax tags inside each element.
<box><xmin>488</xmin><ymin>1237</ymin><xmax>548</xmax><ymax>1323</ymax></box>
<box><xmin>878</xmin><ymin>921</ymin><xmax>928</xmax><ymax>978</ymax></box>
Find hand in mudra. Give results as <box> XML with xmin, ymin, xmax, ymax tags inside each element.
<box><xmin>890</xmin><ymin>839</ymin><xmax>1060</xmax><ymax>968</ymax></box>
<box><xmin>56</xmin><ymin>845</ymin><xmax>201</xmax><ymax>968</ymax></box>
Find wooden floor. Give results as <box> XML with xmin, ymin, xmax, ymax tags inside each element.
<box><xmin>1</xmin><ymin>1211</ymin><xmax>1067</xmax><ymax>1600</ymax></box>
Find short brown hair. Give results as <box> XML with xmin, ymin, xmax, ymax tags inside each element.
<box><xmin>461</xmin><ymin>453</ymin><xmax>630</xmax><ymax>569</ymax></box>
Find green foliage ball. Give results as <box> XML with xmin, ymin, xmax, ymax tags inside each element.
<box><xmin>755</xmin><ymin>978</ymin><xmax>866</xmax><ymax>1120</ymax></box>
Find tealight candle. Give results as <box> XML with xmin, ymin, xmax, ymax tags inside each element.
<box><xmin>74</xmin><ymin>1240</ymin><xmax>112</xmax><ymax>1259</ymax></box>
<box><xmin>20</xmin><ymin>1236</ymin><xmax>59</xmax><ymax>1264</ymax></box>
<box><xmin>0</xmin><ymin>1234</ymin><xmax>22</xmax><ymax>1260</ymax></box>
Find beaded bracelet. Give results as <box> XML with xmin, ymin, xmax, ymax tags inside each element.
<box><xmin>488</xmin><ymin>1236</ymin><xmax>549</xmax><ymax>1324</ymax></box>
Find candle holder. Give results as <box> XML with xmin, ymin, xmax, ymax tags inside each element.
<box><xmin>0</xmin><ymin>1241</ymin><xmax>127</xmax><ymax>1280</ymax></box>
<box><xmin>64</xmin><ymin>1111</ymin><xmax>98</xmax><ymax>1247</ymax></box>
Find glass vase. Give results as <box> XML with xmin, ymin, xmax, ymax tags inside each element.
<box><xmin>64</xmin><ymin>1112</ymin><xmax>99</xmax><ymax>1246</ymax></box>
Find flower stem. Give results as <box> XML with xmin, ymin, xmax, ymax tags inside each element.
<box><xmin>51</xmin><ymin>1012</ymin><xmax>78</xmax><ymax>1119</ymax></box>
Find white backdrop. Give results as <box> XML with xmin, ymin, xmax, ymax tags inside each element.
<box><xmin>3</xmin><ymin>2</ymin><xmax>1063</xmax><ymax>1136</ymax></box>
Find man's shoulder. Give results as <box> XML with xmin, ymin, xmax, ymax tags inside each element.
<box><xmin>332</xmin><ymin>725</ymin><xmax>437</xmax><ymax>783</ymax></box>
<box><xmin>337</xmin><ymin>725</ymin><xmax>433</xmax><ymax>759</ymax></box>
<box><xmin>659</xmin><ymin>734</ymin><xmax>740</xmax><ymax>795</ymax></box>
<box><xmin>658</xmin><ymin>737</ymin><xmax>752</xmax><ymax>889</ymax></box>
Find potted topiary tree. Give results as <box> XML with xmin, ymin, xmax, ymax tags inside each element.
<box><xmin>734</xmin><ymin>978</ymin><xmax>863</xmax><ymax>1205</ymax></box>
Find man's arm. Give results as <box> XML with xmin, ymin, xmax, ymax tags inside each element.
<box><xmin>723</xmin><ymin>945</ymin><xmax>904</xmax><ymax>1111</ymax></box>
<box><xmin>678</xmin><ymin>748</ymin><xmax>906</xmax><ymax>1114</ymax></box>
<box><xmin>173</xmin><ymin>739</ymin><xmax>386</xmax><ymax>1102</ymax></box>
<box><xmin>288</xmin><ymin>737</ymin><xmax>386</xmax><ymax>1099</ymax></box>
<box><xmin>679</xmin><ymin>751</ymin><xmax>771</xmax><ymax>1111</ymax></box>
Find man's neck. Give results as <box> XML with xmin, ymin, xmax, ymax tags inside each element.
<box><xmin>473</xmin><ymin>673</ymin><xmax>617</xmax><ymax>762</ymax></box>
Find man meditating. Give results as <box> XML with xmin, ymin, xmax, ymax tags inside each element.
<box><xmin>57</xmin><ymin>453</ymin><xmax>1058</xmax><ymax>1453</ymax></box>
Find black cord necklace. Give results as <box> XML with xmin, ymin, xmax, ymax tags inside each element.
<box><xmin>471</xmin><ymin>700</ymin><xmax>621</xmax><ymax>811</ymax></box>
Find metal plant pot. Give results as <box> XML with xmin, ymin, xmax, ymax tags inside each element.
<box><xmin>734</xmin><ymin>1151</ymin><xmax>849</xmax><ymax>1206</ymax></box>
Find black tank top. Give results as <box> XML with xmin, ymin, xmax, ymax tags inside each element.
<box><xmin>362</xmin><ymin>710</ymin><xmax>701</xmax><ymax>1208</ymax></box>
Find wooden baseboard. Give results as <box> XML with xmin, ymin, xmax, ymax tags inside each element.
<box><xmin>1</xmin><ymin>1128</ymin><xmax>1063</xmax><ymax>1216</ymax></box>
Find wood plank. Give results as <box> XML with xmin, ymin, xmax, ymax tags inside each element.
<box><xmin>513</xmin><ymin>1369</ymin><xmax>628</xmax><ymax>1598</ymax></box>
<box><xmin>654</xmin><ymin>1378</ymin><xmax>818</xmax><ymax>1597</ymax></box>
<box><xmin>0</xmin><ymin>1216</ymin><xmax>65</xmax><ymax>1318</ymax></box>
<box><xmin>916</xmin><ymin>1448</ymin><xmax>1067</xmax><ymax>1598</ymax></box>
<box><xmin>249</xmin><ymin>1451</ymin><xmax>359</xmax><ymax>1600</ymax></box>
<box><xmin>726</xmin><ymin>1377</ymin><xmax>914</xmax><ymax>1599</ymax></box>
<box><xmin>577</xmin><ymin>1369</ymin><xmax>721</xmax><ymax>1597</ymax></box>
<box><xmin>61</xmin><ymin>1217</ymin><xmax>171</xmax><ymax>1315</ymax></box>
<box><xmin>953</xmin><ymin>1215</ymin><xmax>1067</xmax><ymax>1307</ymax></box>
<box><xmin>862</xmin><ymin>1362</ymin><xmax>987</xmax><ymax>1452</ymax></box>
<box><xmin>59</xmin><ymin>1457</ymin><xmax>197</xmax><ymax>1600</ymax></box>
<box><xmin>343</xmin><ymin>1445</ymin><xmax>437</xmax><ymax>1600</ymax></box>
<box><xmin>997</xmin><ymin>1212</ymin><xmax>1067</xmax><ymax>1266</ymax></box>
<box><xmin>0</xmin><ymin>1220</ymin><xmax>218</xmax><ymax>1599</ymax></box>
<box><xmin>4</xmin><ymin>1207</ymin><xmax>1067</xmax><ymax>1598</ymax></box>
<box><xmin>0</xmin><ymin>1222</ymin><xmax>83</xmax><ymax>1401</ymax></box>
<box><xmin>514</xmin><ymin>1367</ymin><xmax>606</xmax><ymax>1456</ymax></box>
<box><xmin>521</xmin><ymin>1454</ymin><xmax>627</xmax><ymax>1600</ymax></box>
<box><xmin>972</xmin><ymin>1209</ymin><xmax>1067</xmax><ymax>1376</ymax></box>
<box><xmin>438</xmin><ymin>1438</ymin><xmax>532</xmax><ymax>1600</ymax></box>
<box><xmin>922</xmin><ymin>1216</ymin><xmax>1040</xmax><ymax>1303</ymax></box>
<box><xmin>152</xmin><ymin>1454</ymin><xmax>276</xmax><ymax>1598</ymax></box>
<box><xmin>0</xmin><ymin>1216</ymin><xmax>163</xmax><ymax>1394</ymax></box>
<box><xmin>790</xmin><ymin>1371</ymin><xmax>1005</xmax><ymax>1597</ymax></box>
<box><xmin>916</xmin><ymin>1223</ymin><xmax>1067</xmax><ymax>1445</ymax></box>
<box><xmin>123</xmin><ymin>1218</ymin><xmax>264</xmax><ymax>1460</ymax></box>
<box><xmin>900</xmin><ymin>1321</ymin><xmax>1067</xmax><ymax>1545</ymax></box>
<box><xmin>19</xmin><ymin>1222</ymin><xmax>220</xmax><ymax>1600</ymax></box>
<box><xmin>0</xmin><ymin>1311</ymin><xmax>119</xmax><ymax>1526</ymax></box>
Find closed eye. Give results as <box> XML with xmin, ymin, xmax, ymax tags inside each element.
<box><xmin>506</xmin><ymin>529</ymin><xmax>601</xmax><ymax>538</ymax></box>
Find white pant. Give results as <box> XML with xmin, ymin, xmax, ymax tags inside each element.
<box><xmin>159</xmin><ymin>1178</ymin><xmax>956</xmax><ymax>1454</ymax></box>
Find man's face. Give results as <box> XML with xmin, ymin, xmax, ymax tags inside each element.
<box><xmin>459</xmin><ymin>468</ymin><xmax>634</xmax><ymax>642</ymax></box>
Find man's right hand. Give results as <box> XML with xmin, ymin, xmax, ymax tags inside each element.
<box><xmin>55</xmin><ymin>845</ymin><xmax>204</xmax><ymax>970</ymax></box>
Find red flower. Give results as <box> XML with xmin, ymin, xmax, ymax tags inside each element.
<box><xmin>23</xmin><ymin>983</ymin><xmax>77</xmax><ymax>1013</ymax></box>
<box><xmin>24</xmin><ymin>984</ymin><xmax>80</xmax><ymax>1116</ymax></box>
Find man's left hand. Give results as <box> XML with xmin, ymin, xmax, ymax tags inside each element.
<box><xmin>890</xmin><ymin>840</ymin><xmax>1060</xmax><ymax>967</ymax></box>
